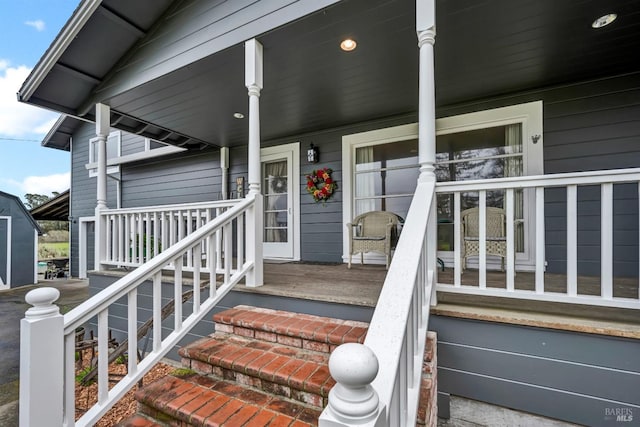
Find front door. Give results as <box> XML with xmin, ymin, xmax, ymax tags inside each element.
<box><xmin>261</xmin><ymin>143</ymin><xmax>300</xmax><ymax>260</ymax></box>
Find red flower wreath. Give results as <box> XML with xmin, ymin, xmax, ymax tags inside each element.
<box><xmin>306</xmin><ymin>167</ymin><xmax>338</xmax><ymax>203</ymax></box>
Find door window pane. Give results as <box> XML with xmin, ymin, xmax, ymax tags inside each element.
<box><xmin>263</xmin><ymin>160</ymin><xmax>288</xmax><ymax>243</ymax></box>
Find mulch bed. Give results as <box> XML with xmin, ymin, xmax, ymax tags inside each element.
<box><xmin>75</xmin><ymin>350</ymin><xmax>175</xmax><ymax>426</ymax></box>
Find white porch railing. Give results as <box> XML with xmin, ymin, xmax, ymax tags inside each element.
<box><xmin>320</xmin><ymin>180</ymin><xmax>437</xmax><ymax>426</ymax></box>
<box><xmin>435</xmin><ymin>167</ymin><xmax>640</xmax><ymax>309</ymax></box>
<box><xmin>99</xmin><ymin>200</ymin><xmax>241</xmax><ymax>270</ymax></box>
<box><xmin>20</xmin><ymin>194</ymin><xmax>262</xmax><ymax>427</ymax></box>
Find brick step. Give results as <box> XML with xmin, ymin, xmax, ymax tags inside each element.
<box><xmin>213</xmin><ymin>305</ymin><xmax>368</xmax><ymax>353</ymax></box>
<box><xmin>179</xmin><ymin>333</ymin><xmax>333</xmax><ymax>408</ymax></box>
<box><xmin>122</xmin><ymin>373</ymin><xmax>319</xmax><ymax>427</ymax></box>
<box><xmin>122</xmin><ymin>306</ymin><xmax>438</xmax><ymax>426</ymax></box>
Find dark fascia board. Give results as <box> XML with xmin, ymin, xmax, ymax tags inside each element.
<box><xmin>41</xmin><ymin>115</ymin><xmax>88</xmax><ymax>151</ymax></box>
<box><xmin>29</xmin><ymin>190</ymin><xmax>70</xmax><ymax>222</ymax></box>
<box><xmin>0</xmin><ymin>191</ymin><xmax>43</xmax><ymax>234</ymax></box>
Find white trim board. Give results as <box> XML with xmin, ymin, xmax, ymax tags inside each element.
<box><xmin>0</xmin><ymin>216</ymin><xmax>11</xmax><ymax>289</ymax></box>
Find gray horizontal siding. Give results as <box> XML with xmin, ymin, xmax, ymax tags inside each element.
<box><xmin>0</xmin><ymin>195</ymin><xmax>37</xmax><ymax>286</ymax></box>
<box><xmin>431</xmin><ymin>315</ymin><xmax>640</xmax><ymax>427</ymax></box>
<box><xmin>121</xmin><ymin>148</ymin><xmax>222</xmax><ymax>207</ymax></box>
<box><xmin>120</xmin><ymin>132</ymin><xmax>147</xmax><ymax>156</ymax></box>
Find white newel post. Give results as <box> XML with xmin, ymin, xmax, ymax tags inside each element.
<box><xmin>245</xmin><ymin>38</ymin><xmax>264</xmax><ymax>287</ymax></box>
<box><xmin>320</xmin><ymin>343</ymin><xmax>384</xmax><ymax>426</ymax></box>
<box><xmin>20</xmin><ymin>287</ymin><xmax>64</xmax><ymax>426</ymax></box>
<box><xmin>417</xmin><ymin>0</ymin><xmax>438</xmax><ymax>292</ymax></box>
<box><xmin>95</xmin><ymin>103</ymin><xmax>110</xmax><ymax>271</ymax></box>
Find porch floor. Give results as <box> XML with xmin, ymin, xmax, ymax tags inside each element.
<box><xmin>97</xmin><ymin>261</ymin><xmax>639</xmax><ymax>337</ymax></box>
<box><xmin>248</xmin><ymin>262</ymin><xmax>640</xmax><ymax>338</ymax></box>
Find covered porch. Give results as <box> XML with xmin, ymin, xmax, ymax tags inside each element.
<box><xmin>16</xmin><ymin>0</ymin><xmax>640</xmax><ymax>424</ymax></box>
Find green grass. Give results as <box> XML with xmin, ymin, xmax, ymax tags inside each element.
<box><xmin>39</xmin><ymin>242</ymin><xmax>69</xmax><ymax>259</ymax></box>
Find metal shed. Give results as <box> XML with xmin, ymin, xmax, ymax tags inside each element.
<box><xmin>0</xmin><ymin>191</ymin><xmax>41</xmax><ymax>288</ymax></box>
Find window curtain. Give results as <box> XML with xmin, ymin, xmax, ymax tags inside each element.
<box><xmin>504</xmin><ymin>124</ymin><xmax>524</xmax><ymax>252</ymax></box>
<box><xmin>355</xmin><ymin>146</ymin><xmax>376</xmax><ymax>215</ymax></box>
<box><xmin>264</xmin><ymin>160</ymin><xmax>287</xmax><ymax>243</ymax></box>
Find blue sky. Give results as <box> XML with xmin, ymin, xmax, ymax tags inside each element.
<box><xmin>0</xmin><ymin>1</ymin><xmax>78</xmax><ymax>200</ymax></box>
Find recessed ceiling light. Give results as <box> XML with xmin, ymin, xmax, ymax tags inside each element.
<box><xmin>233</xmin><ymin>112</ymin><xmax>244</xmax><ymax>119</ymax></box>
<box><xmin>340</xmin><ymin>38</ymin><xmax>357</xmax><ymax>52</ymax></box>
<box><xmin>592</xmin><ymin>13</ymin><xmax>617</xmax><ymax>29</ymax></box>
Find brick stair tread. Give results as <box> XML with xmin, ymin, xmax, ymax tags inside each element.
<box><xmin>214</xmin><ymin>306</ymin><xmax>368</xmax><ymax>349</ymax></box>
<box><xmin>135</xmin><ymin>374</ymin><xmax>319</xmax><ymax>426</ymax></box>
<box><xmin>117</xmin><ymin>414</ymin><xmax>163</xmax><ymax>427</ymax></box>
<box><xmin>179</xmin><ymin>333</ymin><xmax>335</xmax><ymax>399</ymax></box>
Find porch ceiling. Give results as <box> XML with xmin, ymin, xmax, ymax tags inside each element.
<box><xmin>26</xmin><ymin>0</ymin><xmax>640</xmax><ymax>149</ymax></box>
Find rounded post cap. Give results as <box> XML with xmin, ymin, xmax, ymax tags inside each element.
<box><xmin>25</xmin><ymin>287</ymin><xmax>61</xmax><ymax>318</ymax></box>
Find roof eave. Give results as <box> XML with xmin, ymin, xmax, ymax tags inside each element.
<box><xmin>17</xmin><ymin>0</ymin><xmax>102</xmax><ymax>104</ymax></box>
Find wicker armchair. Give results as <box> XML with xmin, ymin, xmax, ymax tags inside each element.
<box><xmin>461</xmin><ymin>207</ymin><xmax>507</xmax><ymax>271</ymax></box>
<box><xmin>347</xmin><ymin>211</ymin><xmax>400</xmax><ymax>269</ymax></box>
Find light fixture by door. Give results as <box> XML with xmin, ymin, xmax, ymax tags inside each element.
<box><xmin>307</xmin><ymin>144</ymin><xmax>319</xmax><ymax>163</ymax></box>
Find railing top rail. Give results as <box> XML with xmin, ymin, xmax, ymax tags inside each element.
<box><xmin>436</xmin><ymin>167</ymin><xmax>640</xmax><ymax>192</ymax></box>
<box><xmin>364</xmin><ymin>179</ymin><xmax>435</xmax><ymax>408</ymax></box>
<box><xmin>99</xmin><ymin>199</ymin><xmax>241</xmax><ymax>215</ymax></box>
<box><xmin>64</xmin><ymin>195</ymin><xmax>255</xmax><ymax>334</ymax></box>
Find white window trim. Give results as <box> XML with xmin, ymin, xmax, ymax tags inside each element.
<box><xmin>342</xmin><ymin>101</ymin><xmax>543</xmax><ymax>268</ymax></box>
<box><xmin>87</xmin><ymin>131</ymin><xmax>121</xmax><ymax>177</ymax></box>
<box><xmin>86</xmin><ymin>134</ymin><xmax>186</xmax><ymax>175</ymax></box>
<box><xmin>0</xmin><ymin>216</ymin><xmax>11</xmax><ymax>289</ymax></box>
<box><xmin>342</xmin><ymin>123</ymin><xmax>418</xmax><ymax>265</ymax></box>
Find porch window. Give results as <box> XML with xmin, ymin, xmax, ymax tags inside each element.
<box><xmin>354</xmin><ymin>138</ymin><xmax>419</xmax><ymax>219</ymax></box>
<box><xmin>343</xmin><ymin>101</ymin><xmax>543</xmax><ymax>268</ymax></box>
<box><xmin>435</xmin><ymin>123</ymin><xmax>525</xmax><ymax>252</ymax></box>
<box><xmin>88</xmin><ymin>131</ymin><xmax>121</xmax><ymax>177</ymax></box>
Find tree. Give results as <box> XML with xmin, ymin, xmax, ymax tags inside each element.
<box><xmin>24</xmin><ymin>193</ymin><xmax>70</xmax><ymax>234</ymax></box>
<box><xmin>24</xmin><ymin>193</ymin><xmax>51</xmax><ymax>210</ymax></box>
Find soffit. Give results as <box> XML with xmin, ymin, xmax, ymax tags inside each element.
<box><xmin>25</xmin><ymin>0</ymin><xmax>640</xmax><ymax>149</ymax></box>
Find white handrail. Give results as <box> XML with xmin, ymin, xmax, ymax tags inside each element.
<box><xmin>100</xmin><ymin>199</ymin><xmax>240</xmax><ymax>215</ymax></box>
<box><xmin>435</xmin><ymin>167</ymin><xmax>640</xmax><ymax>192</ymax></box>
<box><xmin>321</xmin><ymin>180</ymin><xmax>436</xmax><ymax>426</ymax></box>
<box><xmin>21</xmin><ymin>195</ymin><xmax>258</xmax><ymax>427</ymax></box>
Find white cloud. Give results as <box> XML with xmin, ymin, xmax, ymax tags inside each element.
<box><xmin>0</xmin><ymin>62</ymin><xmax>58</xmax><ymax>137</ymax></box>
<box><xmin>4</xmin><ymin>172</ymin><xmax>70</xmax><ymax>195</ymax></box>
<box><xmin>25</xmin><ymin>20</ymin><xmax>46</xmax><ymax>32</ymax></box>
<box><xmin>34</xmin><ymin>117</ymin><xmax>59</xmax><ymax>135</ymax></box>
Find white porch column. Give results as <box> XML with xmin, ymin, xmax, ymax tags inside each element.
<box><xmin>95</xmin><ymin>103</ymin><xmax>110</xmax><ymax>270</ymax></box>
<box><xmin>245</xmin><ymin>39</ymin><xmax>264</xmax><ymax>286</ymax></box>
<box><xmin>220</xmin><ymin>147</ymin><xmax>229</xmax><ymax>199</ymax></box>
<box><xmin>417</xmin><ymin>0</ymin><xmax>436</xmax><ymax>183</ymax></box>
<box><xmin>417</xmin><ymin>0</ymin><xmax>438</xmax><ymax>286</ymax></box>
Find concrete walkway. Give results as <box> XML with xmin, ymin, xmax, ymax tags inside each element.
<box><xmin>439</xmin><ymin>396</ymin><xmax>580</xmax><ymax>427</ymax></box>
<box><xmin>0</xmin><ymin>279</ymin><xmax>89</xmax><ymax>426</ymax></box>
